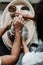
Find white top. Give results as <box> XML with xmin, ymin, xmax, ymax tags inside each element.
<box><xmin>22</xmin><ymin>52</ymin><xmax>43</xmax><ymax>65</ymax></box>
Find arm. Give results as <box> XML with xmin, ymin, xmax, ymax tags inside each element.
<box><xmin>22</xmin><ymin>38</ymin><xmax>29</xmax><ymax>54</ymax></box>
<box><xmin>0</xmin><ymin>21</ymin><xmax>12</xmax><ymax>36</ymax></box>
<box><xmin>0</xmin><ymin>25</ymin><xmax>8</xmax><ymax>36</ymax></box>
<box><xmin>23</xmin><ymin>14</ymin><xmax>35</xmax><ymax>20</ymax></box>
<box><xmin>15</xmin><ymin>10</ymin><xmax>35</xmax><ymax>21</ymax></box>
<box><xmin>0</xmin><ymin>31</ymin><xmax>21</xmax><ymax>65</ymax></box>
<box><xmin>0</xmin><ymin>15</ymin><xmax>24</xmax><ymax>65</ymax></box>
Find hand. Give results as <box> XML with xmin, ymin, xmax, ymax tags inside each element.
<box><xmin>11</xmin><ymin>15</ymin><xmax>25</xmax><ymax>33</ymax></box>
<box><xmin>15</xmin><ymin>10</ymin><xmax>34</xmax><ymax>19</ymax></box>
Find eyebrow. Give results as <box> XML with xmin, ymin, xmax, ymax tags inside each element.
<box><xmin>21</xmin><ymin>6</ymin><xmax>29</xmax><ymax>11</ymax></box>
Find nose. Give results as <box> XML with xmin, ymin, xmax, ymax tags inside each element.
<box><xmin>15</xmin><ymin>10</ymin><xmax>22</xmax><ymax>17</ymax></box>
<box><xmin>16</xmin><ymin>9</ymin><xmax>20</xmax><ymax>13</ymax></box>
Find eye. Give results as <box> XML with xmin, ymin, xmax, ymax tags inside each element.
<box><xmin>21</xmin><ymin>6</ymin><xmax>29</xmax><ymax>11</ymax></box>
<box><xmin>8</xmin><ymin>5</ymin><xmax>16</xmax><ymax>12</ymax></box>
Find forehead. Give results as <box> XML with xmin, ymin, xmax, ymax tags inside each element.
<box><xmin>15</xmin><ymin>4</ymin><xmax>29</xmax><ymax>12</ymax></box>
<box><xmin>15</xmin><ymin>4</ymin><xmax>25</xmax><ymax>9</ymax></box>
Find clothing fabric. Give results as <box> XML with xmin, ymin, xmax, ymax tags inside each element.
<box><xmin>0</xmin><ymin>36</ymin><xmax>23</xmax><ymax>65</ymax></box>
<box><xmin>0</xmin><ymin>36</ymin><xmax>11</xmax><ymax>56</ymax></box>
<box><xmin>22</xmin><ymin>43</ymin><xmax>43</xmax><ymax>65</ymax></box>
<box><xmin>0</xmin><ymin>36</ymin><xmax>11</xmax><ymax>65</ymax></box>
<box><xmin>22</xmin><ymin>51</ymin><xmax>43</xmax><ymax>65</ymax></box>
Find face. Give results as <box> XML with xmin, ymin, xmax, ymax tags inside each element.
<box><xmin>8</xmin><ymin>4</ymin><xmax>29</xmax><ymax>40</ymax></box>
<box><xmin>8</xmin><ymin>4</ymin><xmax>30</xmax><ymax>19</ymax></box>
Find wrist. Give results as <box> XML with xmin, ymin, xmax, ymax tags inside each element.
<box><xmin>16</xmin><ymin>32</ymin><xmax>21</xmax><ymax>38</ymax></box>
<box><xmin>15</xmin><ymin>30</ymin><xmax>21</xmax><ymax>35</ymax></box>
<box><xmin>15</xmin><ymin>31</ymin><xmax>21</xmax><ymax>40</ymax></box>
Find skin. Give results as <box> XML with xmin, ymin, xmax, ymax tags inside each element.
<box><xmin>0</xmin><ymin>15</ymin><xmax>24</xmax><ymax>65</ymax></box>
<box><xmin>22</xmin><ymin>38</ymin><xmax>29</xmax><ymax>54</ymax></box>
<box><xmin>0</xmin><ymin>31</ymin><xmax>21</xmax><ymax>65</ymax></box>
<box><xmin>0</xmin><ymin>21</ymin><xmax>12</xmax><ymax>36</ymax></box>
<box><xmin>15</xmin><ymin>10</ymin><xmax>35</xmax><ymax>20</ymax></box>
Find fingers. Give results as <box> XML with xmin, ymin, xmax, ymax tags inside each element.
<box><xmin>17</xmin><ymin>15</ymin><xmax>23</xmax><ymax>23</ymax></box>
<box><xmin>11</xmin><ymin>15</ymin><xmax>25</xmax><ymax>31</ymax></box>
<box><xmin>18</xmin><ymin>15</ymin><xmax>25</xmax><ymax>25</ymax></box>
<box><xmin>13</xmin><ymin>15</ymin><xmax>24</xmax><ymax>25</ymax></box>
<box><xmin>22</xmin><ymin>19</ymin><xmax>25</xmax><ymax>25</ymax></box>
<box><xmin>13</xmin><ymin>15</ymin><xmax>22</xmax><ymax>23</ymax></box>
<box><xmin>15</xmin><ymin>10</ymin><xmax>33</xmax><ymax>20</ymax></box>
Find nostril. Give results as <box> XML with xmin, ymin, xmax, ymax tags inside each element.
<box><xmin>10</xmin><ymin>14</ymin><xmax>15</xmax><ymax>19</ymax></box>
<box><xmin>15</xmin><ymin>13</ymin><xmax>19</xmax><ymax>17</ymax></box>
